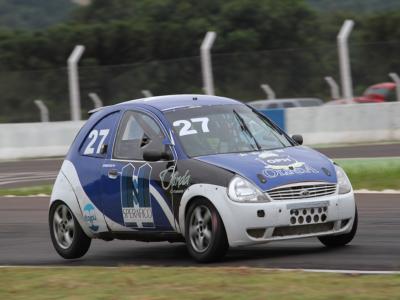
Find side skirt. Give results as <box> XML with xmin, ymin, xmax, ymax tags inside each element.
<box><xmin>96</xmin><ymin>231</ymin><xmax>185</xmax><ymax>243</ymax></box>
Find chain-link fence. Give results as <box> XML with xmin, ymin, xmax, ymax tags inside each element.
<box><xmin>1</xmin><ymin>41</ymin><xmax>400</xmax><ymax>123</ymax></box>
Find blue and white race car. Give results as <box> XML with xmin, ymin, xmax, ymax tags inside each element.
<box><xmin>49</xmin><ymin>95</ymin><xmax>357</xmax><ymax>262</ymax></box>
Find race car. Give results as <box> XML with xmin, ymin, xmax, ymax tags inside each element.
<box><xmin>49</xmin><ymin>95</ymin><xmax>357</xmax><ymax>262</ymax></box>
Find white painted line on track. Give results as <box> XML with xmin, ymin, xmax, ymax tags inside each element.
<box><xmin>0</xmin><ymin>178</ymin><xmax>56</xmax><ymax>186</ymax></box>
<box><xmin>335</xmin><ymin>156</ymin><xmax>400</xmax><ymax>160</ymax></box>
<box><xmin>355</xmin><ymin>190</ymin><xmax>400</xmax><ymax>194</ymax></box>
<box><xmin>269</xmin><ymin>268</ymin><xmax>400</xmax><ymax>275</ymax></box>
<box><xmin>0</xmin><ymin>157</ymin><xmax>63</xmax><ymax>163</ymax></box>
<box><xmin>1</xmin><ymin>194</ymin><xmax>49</xmax><ymax>198</ymax></box>
<box><xmin>0</xmin><ymin>265</ymin><xmax>399</xmax><ymax>275</ymax></box>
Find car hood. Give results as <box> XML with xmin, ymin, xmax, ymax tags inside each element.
<box><xmin>195</xmin><ymin>146</ymin><xmax>337</xmax><ymax>191</ymax></box>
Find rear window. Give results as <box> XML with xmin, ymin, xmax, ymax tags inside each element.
<box><xmin>365</xmin><ymin>88</ymin><xmax>390</xmax><ymax>96</ymax></box>
<box><xmin>266</xmin><ymin>103</ymin><xmax>279</xmax><ymax>109</ymax></box>
<box><xmin>282</xmin><ymin>102</ymin><xmax>295</xmax><ymax>108</ymax></box>
<box><xmin>80</xmin><ymin>112</ymin><xmax>120</xmax><ymax>158</ymax></box>
<box><xmin>249</xmin><ymin>103</ymin><xmax>266</xmax><ymax>109</ymax></box>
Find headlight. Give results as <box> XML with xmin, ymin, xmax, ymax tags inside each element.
<box><xmin>227</xmin><ymin>176</ymin><xmax>270</xmax><ymax>203</ymax></box>
<box><xmin>335</xmin><ymin>165</ymin><xmax>352</xmax><ymax>194</ymax></box>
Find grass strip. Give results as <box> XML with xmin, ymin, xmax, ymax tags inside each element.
<box><xmin>0</xmin><ymin>267</ymin><xmax>399</xmax><ymax>300</ymax></box>
<box><xmin>0</xmin><ymin>185</ymin><xmax>52</xmax><ymax>196</ymax></box>
<box><xmin>335</xmin><ymin>157</ymin><xmax>400</xmax><ymax>190</ymax></box>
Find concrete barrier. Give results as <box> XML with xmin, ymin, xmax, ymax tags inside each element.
<box><xmin>0</xmin><ymin>121</ymin><xmax>84</xmax><ymax>160</ymax></box>
<box><xmin>259</xmin><ymin>109</ymin><xmax>285</xmax><ymax>130</ymax></box>
<box><xmin>0</xmin><ymin>102</ymin><xmax>399</xmax><ymax>160</ymax></box>
<box><xmin>285</xmin><ymin>102</ymin><xmax>400</xmax><ymax>145</ymax></box>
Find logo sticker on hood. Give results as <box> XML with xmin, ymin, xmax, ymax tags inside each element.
<box><xmin>255</xmin><ymin>150</ymin><xmax>319</xmax><ymax>179</ymax></box>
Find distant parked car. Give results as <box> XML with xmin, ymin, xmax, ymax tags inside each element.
<box><xmin>325</xmin><ymin>82</ymin><xmax>397</xmax><ymax>105</ymax></box>
<box><xmin>248</xmin><ymin>98</ymin><xmax>323</xmax><ymax>109</ymax></box>
<box><xmin>355</xmin><ymin>82</ymin><xmax>397</xmax><ymax>103</ymax></box>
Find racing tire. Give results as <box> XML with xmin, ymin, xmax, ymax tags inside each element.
<box><xmin>49</xmin><ymin>201</ymin><xmax>91</xmax><ymax>259</ymax></box>
<box><xmin>318</xmin><ymin>207</ymin><xmax>358</xmax><ymax>248</ymax></box>
<box><xmin>185</xmin><ymin>198</ymin><xmax>228</xmax><ymax>262</ymax></box>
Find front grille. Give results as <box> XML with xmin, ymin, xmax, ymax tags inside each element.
<box><xmin>273</xmin><ymin>222</ymin><xmax>334</xmax><ymax>237</ymax></box>
<box><xmin>267</xmin><ymin>183</ymin><xmax>336</xmax><ymax>200</ymax></box>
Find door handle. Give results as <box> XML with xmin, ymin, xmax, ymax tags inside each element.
<box><xmin>108</xmin><ymin>169</ymin><xmax>119</xmax><ymax>179</ymax></box>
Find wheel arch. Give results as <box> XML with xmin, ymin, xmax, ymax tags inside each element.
<box><xmin>179</xmin><ymin>184</ymin><xmax>233</xmax><ymax>243</ymax></box>
<box><xmin>50</xmin><ymin>170</ymin><xmax>94</xmax><ymax>238</ymax></box>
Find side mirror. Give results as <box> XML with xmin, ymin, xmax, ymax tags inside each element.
<box><xmin>143</xmin><ymin>149</ymin><xmax>172</xmax><ymax>162</ymax></box>
<box><xmin>292</xmin><ymin>134</ymin><xmax>303</xmax><ymax>145</ymax></box>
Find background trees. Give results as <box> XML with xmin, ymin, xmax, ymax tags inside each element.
<box><xmin>0</xmin><ymin>0</ymin><xmax>398</xmax><ymax>122</ymax></box>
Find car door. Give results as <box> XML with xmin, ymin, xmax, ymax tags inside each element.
<box><xmin>73</xmin><ymin>111</ymin><xmax>121</xmax><ymax>234</ymax></box>
<box><xmin>100</xmin><ymin>109</ymin><xmax>177</xmax><ymax>232</ymax></box>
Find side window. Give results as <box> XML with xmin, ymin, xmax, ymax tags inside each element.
<box><xmin>282</xmin><ymin>102</ymin><xmax>295</xmax><ymax>108</ymax></box>
<box><xmin>267</xmin><ymin>103</ymin><xmax>278</xmax><ymax>109</ymax></box>
<box><xmin>114</xmin><ymin>111</ymin><xmax>165</xmax><ymax>160</ymax></box>
<box><xmin>81</xmin><ymin>112</ymin><xmax>119</xmax><ymax>158</ymax></box>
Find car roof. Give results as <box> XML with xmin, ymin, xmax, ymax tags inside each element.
<box><xmin>368</xmin><ymin>82</ymin><xmax>396</xmax><ymax>90</ymax></box>
<box><xmin>248</xmin><ymin>98</ymin><xmax>321</xmax><ymax>104</ymax></box>
<box><xmin>117</xmin><ymin>94</ymin><xmax>241</xmax><ymax>112</ymax></box>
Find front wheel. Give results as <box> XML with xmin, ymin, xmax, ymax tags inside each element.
<box><xmin>49</xmin><ymin>201</ymin><xmax>91</xmax><ymax>259</ymax></box>
<box><xmin>318</xmin><ymin>207</ymin><xmax>358</xmax><ymax>247</ymax></box>
<box><xmin>185</xmin><ymin>198</ymin><xmax>228</xmax><ymax>262</ymax></box>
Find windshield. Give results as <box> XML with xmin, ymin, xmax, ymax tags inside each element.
<box><xmin>165</xmin><ymin>104</ymin><xmax>293</xmax><ymax>157</ymax></box>
<box><xmin>365</xmin><ymin>88</ymin><xmax>390</xmax><ymax>96</ymax></box>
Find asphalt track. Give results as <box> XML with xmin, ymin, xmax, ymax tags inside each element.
<box><xmin>0</xmin><ymin>158</ymin><xmax>60</xmax><ymax>189</ymax></box>
<box><xmin>0</xmin><ymin>144</ymin><xmax>399</xmax><ymax>189</ymax></box>
<box><xmin>0</xmin><ymin>193</ymin><xmax>399</xmax><ymax>270</ymax></box>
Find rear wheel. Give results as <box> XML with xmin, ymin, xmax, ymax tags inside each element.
<box><xmin>318</xmin><ymin>207</ymin><xmax>358</xmax><ymax>247</ymax></box>
<box><xmin>49</xmin><ymin>202</ymin><xmax>91</xmax><ymax>259</ymax></box>
<box><xmin>185</xmin><ymin>198</ymin><xmax>228</xmax><ymax>262</ymax></box>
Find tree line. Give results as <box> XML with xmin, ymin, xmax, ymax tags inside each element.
<box><xmin>0</xmin><ymin>0</ymin><xmax>399</xmax><ymax>122</ymax></box>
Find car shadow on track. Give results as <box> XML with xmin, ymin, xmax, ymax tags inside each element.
<box><xmin>48</xmin><ymin>240</ymin><xmax>353</xmax><ymax>267</ymax></box>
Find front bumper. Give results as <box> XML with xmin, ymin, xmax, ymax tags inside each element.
<box><xmin>220</xmin><ymin>190</ymin><xmax>356</xmax><ymax>247</ymax></box>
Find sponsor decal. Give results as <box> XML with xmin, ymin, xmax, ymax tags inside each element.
<box><xmin>121</xmin><ymin>163</ymin><xmax>154</xmax><ymax>228</ymax></box>
<box><xmin>159</xmin><ymin>165</ymin><xmax>191</xmax><ymax>193</ymax></box>
<box><xmin>173</xmin><ymin>117</ymin><xmax>210</xmax><ymax>136</ymax></box>
<box><xmin>256</xmin><ymin>151</ymin><xmax>319</xmax><ymax>179</ymax></box>
<box><xmin>83</xmin><ymin>203</ymin><xmax>99</xmax><ymax>231</ymax></box>
<box><xmin>83</xmin><ymin>128</ymin><xmax>109</xmax><ymax>155</ymax></box>
<box><xmin>102</xmin><ymin>163</ymin><xmax>116</xmax><ymax>168</ymax></box>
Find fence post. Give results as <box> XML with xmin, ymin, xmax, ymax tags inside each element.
<box><xmin>260</xmin><ymin>84</ymin><xmax>276</xmax><ymax>99</ymax></box>
<box><xmin>389</xmin><ymin>73</ymin><xmax>400</xmax><ymax>102</ymax></box>
<box><xmin>337</xmin><ymin>20</ymin><xmax>354</xmax><ymax>104</ymax></box>
<box><xmin>34</xmin><ymin>100</ymin><xmax>49</xmax><ymax>122</ymax></box>
<box><xmin>201</xmin><ymin>31</ymin><xmax>217</xmax><ymax>95</ymax></box>
<box><xmin>88</xmin><ymin>93</ymin><xmax>103</xmax><ymax>108</ymax></box>
<box><xmin>142</xmin><ymin>90</ymin><xmax>153</xmax><ymax>98</ymax></box>
<box><xmin>324</xmin><ymin>76</ymin><xmax>340</xmax><ymax>100</ymax></box>
<box><xmin>68</xmin><ymin>45</ymin><xmax>85</xmax><ymax>121</ymax></box>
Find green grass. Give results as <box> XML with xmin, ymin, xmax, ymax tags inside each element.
<box><xmin>0</xmin><ymin>267</ymin><xmax>399</xmax><ymax>300</ymax></box>
<box><xmin>0</xmin><ymin>185</ymin><xmax>52</xmax><ymax>196</ymax></box>
<box><xmin>336</xmin><ymin>157</ymin><xmax>400</xmax><ymax>190</ymax></box>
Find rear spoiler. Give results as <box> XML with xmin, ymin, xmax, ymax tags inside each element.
<box><xmin>88</xmin><ymin>106</ymin><xmax>109</xmax><ymax>116</ymax></box>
